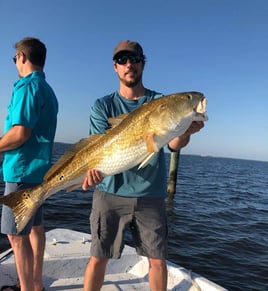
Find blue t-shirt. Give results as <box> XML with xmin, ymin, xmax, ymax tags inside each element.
<box><xmin>3</xmin><ymin>71</ymin><xmax>58</xmax><ymax>183</ymax></box>
<box><xmin>89</xmin><ymin>89</ymin><xmax>167</xmax><ymax>198</ymax></box>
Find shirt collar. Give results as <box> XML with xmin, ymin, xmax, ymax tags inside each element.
<box><xmin>14</xmin><ymin>71</ymin><xmax>45</xmax><ymax>87</ymax></box>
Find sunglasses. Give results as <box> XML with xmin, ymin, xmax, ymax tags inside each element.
<box><xmin>13</xmin><ymin>55</ymin><xmax>17</xmax><ymax>64</ymax></box>
<box><xmin>13</xmin><ymin>53</ymin><xmax>20</xmax><ymax>64</ymax></box>
<box><xmin>115</xmin><ymin>55</ymin><xmax>144</xmax><ymax>65</ymax></box>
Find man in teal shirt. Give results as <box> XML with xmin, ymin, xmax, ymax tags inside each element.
<box><xmin>0</xmin><ymin>37</ymin><xmax>58</xmax><ymax>291</ymax></box>
<box><xmin>89</xmin><ymin>89</ymin><xmax>167</xmax><ymax>197</ymax></box>
<box><xmin>82</xmin><ymin>40</ymin><xmax>204</xmax><ymax>291</ymax></box>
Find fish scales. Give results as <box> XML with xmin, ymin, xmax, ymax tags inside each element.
<box><xmin>0</xmin><ymin>92</ymin><xmax>208</xmax><ymax>233</ymax></box>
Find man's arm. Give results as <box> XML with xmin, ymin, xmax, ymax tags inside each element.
<box><xmin>0</xmin><ymin>125</ymin><xmax>31</xmax><ymax>153</ymax></box>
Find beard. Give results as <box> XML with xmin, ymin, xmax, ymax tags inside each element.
<box><xmin>119</xmin><ymin>71</ymin><xmax>143</xmax><ymax>88</ymax></box>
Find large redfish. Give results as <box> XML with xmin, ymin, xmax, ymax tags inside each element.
<box><xmin>0</xmin><ymin>92</ymin><xmax>208</xmax><ymax>233</ymax></box>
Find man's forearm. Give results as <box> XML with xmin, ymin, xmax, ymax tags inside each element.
<box><xmin>0</xmin><ymin>125</ymin><xmax>31</xmax><ymax>153</ymax></box>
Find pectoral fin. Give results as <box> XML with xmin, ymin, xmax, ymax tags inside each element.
<box><xmin>138</xmin><ymin>153</ymin><xmax>156</xmax><ymax>169</ymax></box>
<box><xmin>138</xmin><ymin>133</ymin><xmax>160</xmax><ymax>169</ymax></box>
<box><xmin>145</xmin><ymin>133</ymin><xmax>159</xmax><ymax>153</ymax></box>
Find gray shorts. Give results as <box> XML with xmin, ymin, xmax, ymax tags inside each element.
<box><xmin>1</xmin><ymin>182</ymin><xmax>43</xmax><ymax>235</ymax></box>
<box><xmin>90</xmin><ymin>189</ymin><xmax>168</xmax><ymax>259</ymax></box>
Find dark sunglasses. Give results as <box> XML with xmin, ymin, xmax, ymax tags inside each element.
<box><xmin>13</xmin><ymin>55</ymin><xmax>17</xmax><ymax>64</ymax></box>
<box><xmin>13</xmin><ymin>53</ymin><xmax>20</xmax><ymax>64</ymax></box>
<box><xmin>115</xmin><ymin>55</ymin><xmax>144</xmax><ymax>65</ymax></box>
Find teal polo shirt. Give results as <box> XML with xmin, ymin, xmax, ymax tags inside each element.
<box><xmin>3</xmin><ymin>71</ymin><xmax>58</xmax><ymax>183</ymax></box>
<box><xmin>89</xmin><ymin>89</ymin><xmax>167</xmax><ymax>198</ymax></box>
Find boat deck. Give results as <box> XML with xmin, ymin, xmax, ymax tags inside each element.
<box><xmin>0</xmin><ymin>228</ymin><xmax>227</xmax><ymax>290</ymax></box>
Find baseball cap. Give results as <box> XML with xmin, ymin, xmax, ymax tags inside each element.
<box><xmin>113</xmin><ymin>40</ymin><xmax>144</xmax><ymax>59</ymax></box>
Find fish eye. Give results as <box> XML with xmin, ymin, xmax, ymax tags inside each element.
<box><xmin>186</xmin><ymin>94</ymin><xmax>192</xmax><ymax>100</ymax></box>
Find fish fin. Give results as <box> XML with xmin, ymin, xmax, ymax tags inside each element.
<box><xmin>139</xmin><ymin>133</ymin><xmax>159</xmax><ymax>170</ymax></box>
<box><xmin>45</xmin><ymin>135</ymin><xmax>103</xmax><ymax>181</ymax></box>
<box><xmin>108</xmin><ymin>113</ymin><xmax>129</xmax><ymax>128</ymax></box>
<box><xmin>138</xmin><ymin>153</ymin><xmax>156</xmax><ymax>169</ymax></box>
<box><xmin>0</xmin><ymin>188</ymin><xmax>41</xmax><ymax>234</ymax></box>
<box><xmin>146</xmin><ymin>133</ymin><xmax>159</xmax><ymax>152</ymax></box>
<box><xmin>83</xmin><ymin>134</ymin><xmax>104</xmax><ymax>144</ymax></box>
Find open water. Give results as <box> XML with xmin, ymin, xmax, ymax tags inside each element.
<box><xmin>0</xmin><ymin>142</ymin><xmax>267</xmax><ymax>291</ymax></box>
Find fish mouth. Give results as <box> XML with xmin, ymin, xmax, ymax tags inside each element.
<box><xmin>195</xmin><ymin>97</ymin><xmax>208</xmax><ymax>121</ymax></box>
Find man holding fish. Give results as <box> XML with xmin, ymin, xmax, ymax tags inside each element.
<box><xmin>0</xmin><ymin>38</ymin><xmax>58</xmax><ymax>291</ymax></box>
<box><xmin>82</xmin><ymin>40</ymin><xmax>205</xmax><ymax>291</ymax></box>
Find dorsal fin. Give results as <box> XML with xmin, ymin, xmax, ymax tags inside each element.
<box><xmin>108</xmin><ymin>113</ymin><xmax>129</xmax><ymax>128</ymax></box>
<box><xmin>44</xmin><ymin>135</ymin><xmax>103</xmax><ymax>181</ymax></box>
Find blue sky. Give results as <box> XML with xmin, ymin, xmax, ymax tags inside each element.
<box><xmin>0</xmin><ymin>0</ymin><xmax>267</xmax><ymax>162</ymax></box>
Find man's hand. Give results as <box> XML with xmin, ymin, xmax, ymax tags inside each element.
<box><xmin>82</xmin><ymin>169</ymin><xmax>103</xmax><ymax>191</ymax></box>
<box><xmin>184</xmin><ymin>121</ymin><xmax>204</xmax><ymax>136</ymax></box>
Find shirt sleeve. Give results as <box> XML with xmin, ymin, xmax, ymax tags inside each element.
<box><xmin>89</xmin><ymin>99</ymin><xmax>110</xmax><ymax>135</ymax></box>
<box><xmin>11</xmin><ymin>82</ymin><xmax>40</xmax><ymax>129</ymax></box>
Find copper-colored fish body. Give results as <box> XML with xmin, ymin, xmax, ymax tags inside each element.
<box><xmin>0</xmin><ymin>92</ymin><xmax>208</xmax><ymax>233</ymax></box>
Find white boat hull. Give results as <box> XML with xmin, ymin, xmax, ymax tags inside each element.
<box><xmin>0</xmin><ymin>228</ymin><xmax>227</xmax><ymax>290</ymax></box>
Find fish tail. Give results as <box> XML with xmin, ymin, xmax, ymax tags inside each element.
<box><xmin>0</xmin><ymin>188</ymin><xmax>42</xmax><ymax>234</ymax></box>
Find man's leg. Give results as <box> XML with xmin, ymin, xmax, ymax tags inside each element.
<box><xmin>7</xmin><ymin>234</ymin><xmax>35</xmax><ymax>291</ymax></box>
<box><xmin>83</xmin><ymin>256</ymin><xmax>108</xmax><ymax>291</ymax></box>
<box><xmin>29</xmin><ymin>225</ymin><xmax>45</xmax><ymax>291</ymax></box>
<box><xmin>133</xmin><ymin>197</ymin><xmax>168</xmax><ymax>290</ymax></box>
<box><xmin>1</xmin><ymin>182</ymin><xmax>45</xmax><ymax>291</ymax></box>
<box><xmin>148</xmin><ymin>258</ymin><xmax>167</xmax><ymax>291</ymax></box>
